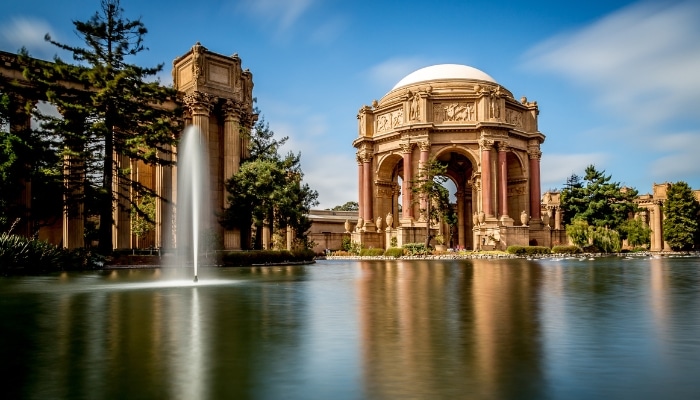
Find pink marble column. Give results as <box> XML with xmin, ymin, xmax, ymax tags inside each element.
<box><xmin>357</xmin><ymin>155</ymin><xmax>364</xmax><ymax>222</ymax></box>
<box><xmin>528</xmin><ymin>147</ymin><xmax>542</xmax><ymax>221</ymax></box>
<box><xmin>362</xmin><ymin>155</ymin><xmax>373</xmax><ymax>222</ymax></box>
<box><xmin>480</xmin><ymin>139</ymin><xmax>494</xmax><ymax>217</ymax></box>
<box><xmin>418</xmin><ymin>141</ymin><xmax>430</xmax><ymax>213</ymax></box>
<box><xmin>497</xmin><ymin>142</ymin><xmax>509</xmax><ymax>218</ymax></box>
<box><xmin>456</xmin><ymin>190</ymin><xmax>465</xmax><ymax>249</ymax></box>
<box><xmin>401</xmin><ymin>143</ymin><xmax>414</xmax><ymax>219</ymax></box>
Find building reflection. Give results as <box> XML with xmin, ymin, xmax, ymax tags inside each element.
<box><xmin>357</xmin><ymin>259</ymin><xmax>545</xmax><ymax>399</ymax></box>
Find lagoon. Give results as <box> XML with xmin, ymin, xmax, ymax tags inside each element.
<box><xmin>1</xmin><ymin>257</ymin><xmax>699</xmax><ymax>399</ymax></box>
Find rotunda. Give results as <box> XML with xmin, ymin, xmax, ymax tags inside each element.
<box><xmin>352</xmin><ymin>64</ymin><xmax>546</xmax><ymax>250</ymax></box>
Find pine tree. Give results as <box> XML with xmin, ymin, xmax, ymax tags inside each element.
<box><xmin>663</xmin><ymin>181</ymin><xmax>700</xmax><ymax>251</ymax></box>
<box><xmin>21</xmin><ymin>0</ymin><xmax>178</xmax><ymax>252</ymax></box>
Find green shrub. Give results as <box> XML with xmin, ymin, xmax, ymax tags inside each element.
<box><xmin>403</xmin><ymin>243</ymin><xmax>427</xmax><ymax>256</ymax></box>
<box><xmin>551</xmin><ymin>245</ymin><xmax>581</xmax><ymax>254</ymax></box>
<box><xmin>332</xmin><ymin>250</ymin><xmax>351</xmax><ymax>256</ymax></box>
<box><xmin>506</xmin><ymin>245</ymin><xmax>551</xmax><ymax>255</ymax></box>
<box><xmin>0</xmin><ymin>233</ymin><xmax>103</xmax><ymax>274</ymax></box>
<box><xmin>359</xmin><ymin>248</ymin><xmax>385</xmax><ymax>257</ymax></box>
<box><xmin>384</xmin><ymin>247</ymin><xmax>404</xmax><ymax>258</ymax></box>
<box><xmin>221</xmin><ymin>249</ymin><xmax>314</xmax><ymax>266</ymax></box>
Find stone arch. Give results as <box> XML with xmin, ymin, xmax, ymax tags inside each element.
<box><xmin>374</xmin><ymin>152</ymin><xmax>403</xmax><ymax>228</ymax></box>
<box><xmin>506</xmin><ymin>151</ymin><xmax>528</xmax><ymax>224</ymax></box>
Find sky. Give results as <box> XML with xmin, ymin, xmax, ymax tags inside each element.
<box><xmin>2</xmin><ymin>0</ymin><xmax>699</xmax><ymax>209</ymax></box>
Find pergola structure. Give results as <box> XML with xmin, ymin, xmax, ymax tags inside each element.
<box><xmin>352</xmin><ymin>64</ymin><xmax>549</xmax><ymax>250</ymax></box>
<box><xmin>0</xmin><ymin>43</ymin><xmax>256</xmax><ymax>250</ymax></box>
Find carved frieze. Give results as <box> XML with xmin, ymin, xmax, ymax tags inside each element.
<box><xmin>434</xmin><ymin>102</ymin><xmax>476</xmax><ymax>123</ymax></box>
<box><xmin>377</xmin><ymin>109</ymin><xmax>404</xmax><ymax>133</ymax></box>
<box><xmin>505</xmin><ymin>109</ymin><xmax>523</xmax><ymax>128</ymax></box>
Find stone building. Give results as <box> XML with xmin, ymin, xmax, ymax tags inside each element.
<box><xmin>352</xmin><ymin>64</ymin><xmax>550</xmax><ymax>250</ymax></box>
<box><xmin>0</xmin><ymin>43</ymin><xmax>256</xmax><ymax>250</ymax></box>
<box><xmin>635</xmin><ymin>183</ymin><xmax>700</xmax><ymax>251</ymax></box>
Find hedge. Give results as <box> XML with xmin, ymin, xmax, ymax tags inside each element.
<box><xmin>506</xmin><ymin>245</ymin><xmax>551</xmax><ymax>255</ymax></box>
<box><xmin>384</xmin><ymin>247</ymin><xmax>404</xmax><ymax>258</ymax></box>
<box><xmin>403</xmin><ymin>243</ymin><xmax>428</xmax><ymax>256</ymax></box>
<box><xmin>359</xmin><ymin>248</ymin><xmax>385</xmax><ymax>257</ymax></box>
<box><xmin>551</xmin><ymin>245</ymin><xmax>581</xmax><ymax>254</ymax></box>
<box><xmin>221</xmin><ymin>249</ymin><xmax>315</xmax><ymax>266</ymax></box>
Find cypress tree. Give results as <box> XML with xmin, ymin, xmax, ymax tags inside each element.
<box><xmin>22</xmin><ymin>0</ymin><xmax>178</xmax><ymax>252</ymax></box>
<box><xmin>663</xmin><ymin>181</ymin><xmax>700</xmax><ymax>251</ymax></box>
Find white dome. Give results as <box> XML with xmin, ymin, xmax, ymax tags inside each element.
<box><xmin>392</xmin><ymin>64</ymin><xmax>496</xmax><ymax>90</ymax></box>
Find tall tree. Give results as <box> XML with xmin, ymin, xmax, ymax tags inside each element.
<box><xmin>663</xmin><ymin>181</ymin><xmax>700</xmax><ymax>251</ymax></box>
<box><xmin>221</xmin><ymin>115</ymin><xmax>318</xmax><ymax>250</ymax></box>
<box><xmin>330</xmin><ymin>201</ymin><xmax>358</xmax><ymax>211</ymax></box>
<box><xmin>22</xmin><ymin>0</ymin><xmax>178</xmax><ymax>252</ymax></box>
<box><xmin>560</xmin><ymin>165</ymin><xmax>638</xmax><ymax>234</ymax></box>
<box><xmin>411</xmin><ymin>158</ymin><xmax>455</xmax><ymax>248</ymax></box>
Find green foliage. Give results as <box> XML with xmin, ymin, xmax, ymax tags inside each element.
<box><xmin>506</xmin><ymin>246</ymin><xmax>551</xmax><ymax>255</ymax></box>
<box><xmin>591</xmin><ymin>226</ymin><xmax>621</xmax><ymax>253</ymax></box>
<box><xmin>221</xmin><ymin>114</ymin><xmax>318</xmax><ymax>249</ymax></box>
<box><xmin>348</xmin><ymin>241</ymin><xmax>362</xmax><ymax>255</ymax></box>
<box><xmin>341</xmin><ymin>235</ymin><xmax>352</xmax><ymax>251</ymax></box>
<box><xmin>402</xmin><ymin>242</ymin><xmax>428</xmax><ymax>256</ymax></box>
<box><xmin>359</xmin><ymin>248</ymin><xmax>385</xmax><ymax>257</ymax></box>
<box><xmin>566</xmin><ymin>219</ymin><xmax>591</xmax><ymax>247</ymax></box>
<box><xmin>390</xmin><ymin>236</ymin><xmax>398</xmax><ymax>248</ymax></box>
<box><xmin>560</xmin><ymin>165</ymin><xmax>638</xmax><ymax>235</ymax></box>
<box><xmin>221</xmin><ymin>249</ymin><xmax>314</xmax><ymax>266</ymax></box>
<box><xmin>130</xmin><ymin>194</ymin><xmax>155</xmax><ymax>237</ymax></box>
<box><xmin>331</xmin><ymin>201</ymin><xmax>358</xmax><ymax>211</ymax></box>
<box><xmin>384</xmin><ymin>247</ymin><xmax>404</xmax><ymax>258</ymax></box>
<box><xmin>20</xmin><ymin>0</ymin><xmax>179</xmax><ymax>252</ymax></box>
<box><xmin>0</xmin><ymin>233</ymin><xmax>103</xmax><ymax>273</ymax></box>
<box><xmin>411</xmin><ymin>158</ymin><xmax>456</xmax><ymax>248</ymax></box>
<box><xmin>551</xmin><ymin>245</ymin><xmax>582</xmax><ymax>254</ymax></box>
<box><xmin>663</xmin><ymin>181</ymin><xmax>700</xmax><ymax>250</ymax></box>
<box><xmin>619</xmin><ymin>218</ymin><xmax>651</xmax><ymax>248</ymax></box>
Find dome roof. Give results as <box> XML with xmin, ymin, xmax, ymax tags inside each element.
<box><xmin>392</xmin><ymin>64</ymin><xmax>496</xmax><ymax>90</ymax></box>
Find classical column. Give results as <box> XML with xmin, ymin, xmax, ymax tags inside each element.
<box><xmin>652</xmin><ymin>202</ymin><xmax>663</xmax><ymax>251</ymax></box>
<box><xmin>222</xmin><ymin>99</ymin><xmax>241</xmax><ymax>249</ymax></box>
<box><xmin>497</xmin><ymin>142</ymin><xmax>509</xmax><ymax>219</ymax></box>
<box><xmin>456</xmin><ymin>189</ymin><xmax>465</xmax><ymax>249</ymax></box>
<box><xmin>362</xmin><ymin>152</ymin><xmax>374</xmax><ymax>222</ymax></box>
<box><xmin>155</xmin><ymin>143</ymin><xmax>173</xmax><ymax>249</ymax></box>
<box><xmin>480</xmin><ymin>139</ymin><xmax>494</xmax><ymax>217</ymax></box>
<box><xmin>112</xmin><ymin>155</ymin><xmax>132</xmax><ymax>249</ymax></box>
<box><xmin>554</xmin><ymin>207</ymin><xmax>562</xmax><ymax>230</ymax></box>
<box><xmin>184</xmin><ymin>91</ymin><xmax>214</xmax><ymax>143</ymax></box>
<box><xmin>58</xmin><ymin>108</ymin><xmax>85</xmax><ymax>249</ymax></box>
<box><xmin>418</xmin><ymin>140</ymin><xmax>430</xmax><ymax>217</ymax></box>
<box><xmin>357</xmin><ymin>154</ymin><xmax>364</xmax><ymax>223</ymax></box>
<box><xmin>400</xmin><ymin>143</ymin><xmax>414</xmax><ymax>221</ymax></box>
<box><xmin>528</xmin><ymin>145</ymin><xmax>542</xmax><ymax>221</ymax></box>
<box><xmin>8</xmin><ymin>93</ymin><xmax>34</xmax><ymax>237</ymax></box>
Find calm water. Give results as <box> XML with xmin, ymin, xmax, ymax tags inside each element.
<box><xmin>1</xmin><ymin>257</ymin><xmax>699</xmax><ymax>400</ymax></box>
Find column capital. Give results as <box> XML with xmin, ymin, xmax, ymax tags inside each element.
<box><xmin>527</xmin><ymin>146</ymin><xmax>542</xmax><ymax>160</ymax></box>
<box><xmin>479</xmin><ymin>138</ymin><xmax>495</xmax><ymax>150</ymax></box>
<box><xmin>183</xmin><ymin>91</ymin><xmax>215</xmax><ymax>115</ymax></box>
<box><xmin>418</xmin><ymin>140</ymin><xmax>431</xmax><ymax>152</ymax></box>
<box><xmin>222</xmin><ymin>98</ymin><xmax>242</xmax><ymax>120</ymax></box>
<box><xmin>497</xmin><ymin>142</ymin><xmax>510</xmax><ymax>152</ymax></box>
<box><xmin>400</xmin><ymin>142</ymin><xmax>415</xmax><ymax>154</ymax></box>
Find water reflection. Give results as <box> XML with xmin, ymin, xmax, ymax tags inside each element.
<box><xmin>1</xmin><ymin>258</ymin><xmax>699</xmax><ymax>399</ymax></box>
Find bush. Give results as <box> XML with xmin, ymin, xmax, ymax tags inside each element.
<box><xmin>506</xmin><ymin>245</ymin><xmax>551</xmax><ymax>255</ymax></box>
<box><xmin>384</xmin><ymin>247</ymin><xmax>404</xmax><ymax>258</ymax></box>
<box><xmin>403</xmin><ymin>243</ymin><xmax>428</xmax><ymax>256</ymax></box>
<box><xmin>331</xmin><ymin>250</ymin><xmax>351</xmax><ymax>256</ymax></box>
<box><xmin>221</xmin><ymin>249</ymin><xmax>314</xmax><ymax>267</ymax></box>
<box><xmin>359</xmin><ymin>248</ymin><xmax>385</xmax><ymax>257</ymax></box>
<box><xmin>551</xmin><ymin>245</ymin><xmax>581</xmax><ymax>254</ymax></box>
<box><xmin>0</xmin><ymin>233</ymin><xmax>103</xmax><ymax>274</ymax></box>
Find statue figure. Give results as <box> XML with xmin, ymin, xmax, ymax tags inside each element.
<box><xmin>356</xmin><ymin>217</ymin><xmax>364</xmax><ymax>232</ymax></box>
<box><xmin>520</xmin><ymin>210</ymin><xmax>528</xmax><ymax>226</ymax></box>
<box><xmin>344</xmin><ymin>219</ymin><xmax>351</xmax><ymax>233</ymax></box>
<box><xmin>410</xmin><ymin>91</ymin><xmax>420</xmax><ymax>120</ymax></box>
<box><xmin>386</xmin><ymin>213</ymin><xmax>393</xmax><ymax>229</ymax></box>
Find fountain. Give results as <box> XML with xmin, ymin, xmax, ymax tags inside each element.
<box><xmin>176</xmin><ymin>126</ymin><xmax>211</xmax><ymax>282</ymax></box>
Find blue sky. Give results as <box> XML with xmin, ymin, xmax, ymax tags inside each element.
<box><xmin>2</xmin><ymin>0</ymin><xmax>699</xmax><ymax>209</ymax></box>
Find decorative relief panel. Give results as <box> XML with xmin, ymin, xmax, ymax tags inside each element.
<box><xmin>433</xmin><ymin>102</ymin><xmax>476</xmax><ymax>124</ymax></box>
<box><xmin>377</xmin><ymin>109</ymin><xmax>404</xmax><ymax>133</ymax></box>
<box><xmin>208</xmin><ymin>62</ymin><xmax>231</xmax><ymax>86</ymax></box>
<box><xmin>505</xmin><ymin>109</ymin><xmax>523</xmax><ymax>128</ymax></box>
<box><xmin>507</xmin><ymin>184</ymin><xmax>527</xmax><ymax>196</ymax></box>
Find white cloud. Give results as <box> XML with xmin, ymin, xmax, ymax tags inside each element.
<box><xmin>366</xmin><ymin>56</ymin><xmax>429</xmax><ymax>91</ymax></box>
<box><xmin>235</xmin><ymin>0</ymin><xmax>315</xmax><ymax>31</ymax></box>
<box><xmin>524</xmin><ymin>0</ymin><xmax>700</xmax><ymax>127</ymax></box>
<box><xmin>0</xmin><ymin>17</ymin><xmax>56</xmax><ymax>58</ymax></box>
<box><xmin>649</xmin><ymin>131</ymin><xmax>700</xmax><ymax>180</ymax></box>
<box><xmin>540</xmin><ymin>152</ymin><xmax>610</xmax><ymax>189</ymax></box>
